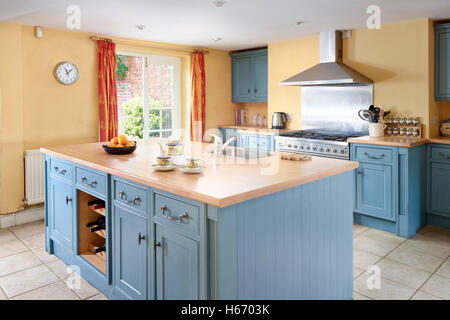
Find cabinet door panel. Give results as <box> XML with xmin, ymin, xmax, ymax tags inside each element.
<box><xmin>253</xmin><ymin>53</ymin><xmax>268</xmax><ymax>100</ymax></box>
<box><xmin>114</xmin><ymin>205</ymin><xmax>147</xmax><ymax>300</ymax></box>
<box><xmin>232</xmin><ymin>57</ymin><xmax>253</xmax><ymax>101</ymax></box>
<box><xmin>356</xmin><ymin>163</ymin><xmax>395</xmax><ymax>221</ymax></box>
<box><xmin>50</xmin><ymin>179</ymin><xmax>73</xmax><ymax>249</ymax></box>
<box><xmin>156</xmin><ymin>225</ymin><xmax>198</xmax><ymax>300</ymax></box>
<box><xmin>430</xmin><ymin>163</ymin><xmax>450</xmax><ymax>216</ymax></box>
<box><xmin>436</xmin><ymin>26</ymin><xmax>450</xmax><ymax>99</ymax></box>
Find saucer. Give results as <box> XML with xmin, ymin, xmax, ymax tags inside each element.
<box><xmin>152</xmin><ymin>164</ymin><xmax>176</xmax><ymax>172</ymax></box>
<box><xmin>179</xmin><ymin>166</ymin><xmax>206</xmax><ymax>174</ymax></box>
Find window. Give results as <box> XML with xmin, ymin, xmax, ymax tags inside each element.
<box><xmin>117</xmin><ymin>53</ymin><xmax>181</xmax><ymax>139</ymax></box>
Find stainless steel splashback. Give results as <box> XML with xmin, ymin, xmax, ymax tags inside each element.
<box><xmin>301</xmin><ymin>84</ymin><xmax>373</xmax><ymax>135</ymax></box>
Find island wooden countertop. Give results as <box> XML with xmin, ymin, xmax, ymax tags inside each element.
<box><xmin>41</xmin><ymin>139</ymin><xmax>358</xmax><ymax>208</ymax></box>
<box><xmin>347</xmin><ymin>136</ymin><xmax>429</xmax><ymax>148</ymax></box>
<box><xmin>428</xmin><ymin>136</ymin><xmax>450</xmax><ymax>145</ymax></box>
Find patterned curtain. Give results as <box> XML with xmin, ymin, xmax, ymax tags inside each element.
<box><xmin>97</xmin><ymin>40</ymin><xmax>118</xmax><ymax>142</ymax></box>
<box><xmin>190</xmin><ymin>52</ymin><xmax>206</xmax><ymax>141</ymax></box>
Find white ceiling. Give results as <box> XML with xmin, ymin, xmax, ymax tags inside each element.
<box><xmin>2</xmin><ymin>0</ymin><xmax>450</xmax><ymax>50</ymax></box>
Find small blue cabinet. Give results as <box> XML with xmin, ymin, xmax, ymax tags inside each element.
<box><xmin>231</xmin><ymin>49</ymin><xmax>268</xmax><ymax>102</ymax></box>
<box><xmin>435</xmin><ymin>23</ymin><xmax>450</xmax><ymax>100</ymax></box>
<box><xmin>239</xmin><ymin>133</ymin><xmax>274</xmax><ymax>151</ymax></box>
<box><xmin>219</xmin><ymin>128</ymin><xmax>239</xmax><ymax>147</ymax></box>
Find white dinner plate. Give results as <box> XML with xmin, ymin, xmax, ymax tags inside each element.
<box><xmin>152</xmin><ymin>164</ymin><xmax>176</xmax><ymax>172</ymax></box>
<box><xmin>178</xmin><ymin>166</ymin><xmax>206</xmax><ymax>174</ymax></box>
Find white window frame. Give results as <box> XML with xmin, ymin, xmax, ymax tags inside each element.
<box><xmin>117</xmin><ymin>51</ymin><xmax>181</xmax><ymax>139</ymax></box>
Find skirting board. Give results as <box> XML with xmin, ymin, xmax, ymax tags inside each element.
<box><xmin>0</xmin><ymin>205</ymin><xmax>44</xmax><ymax>228</ymax></box>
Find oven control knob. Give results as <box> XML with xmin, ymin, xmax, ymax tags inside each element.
<box><xmin>306</xmin><ymin>146</ymin><xmax>310</xmax><ymax>150</ymax></box>
<box><xmin>319</xmin><ymin>147</ymin><xmax>324</xmax><ymax>152</ymax></box>
<box><xmin>312</xmin><ymin>147</ymin><xmax>317</xmax><ymax>151</ymax></box>
<box><xmin>341</xmin><ymin>150</ymin><xmax>345</xmax><ymax>154</ymax></box>
<box><xmin>333</xmin><ymin>149</ymin><xmax>338</xmax><ymax>153</ymax></box>
<box><xmin>300</xmin><ymin>145</ymin><xmax>304</xmax><ymax>149</ymax></box>
<box><xmin>288</xmin><ymin>145</ymin><xmax>292</xmax><ymax>148</ymax></box>
<box><xmin>326</xmin><ymin>148</ymin><xmax>330</xmax><ymax>152</ymax></box>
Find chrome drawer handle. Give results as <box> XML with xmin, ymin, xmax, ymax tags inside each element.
<box><xmin>81</xmin><ymin>176</ymin><xmax>97</xmax><ymax>188</ymax></box>
<box><xmin>65</xmin><ymin>196</ymin><xmax>72</xmax><ymax>205</ymax></box>
<box><xmin>160</xmin><ymin>206</ymin><xmax>189</xmax><ymax>223</ymax></box>
<box><xmin>118</xmin><ymin>191</ymin><xmax>141</xmax><ymax>205</ymax></box>
<box><xmin>363</xmin><ymin>152</ymin><xmax>385</xmax><ymax>160</ymax></box>
<box><xmin>439</xmin><ymin>152</ymin><xmax>450</xmax><ymax>160</ymax></box>
<box><xmin>54</xmin><ymin>167</ymin><xmax>67</xmax><ymax>175</ymax></box>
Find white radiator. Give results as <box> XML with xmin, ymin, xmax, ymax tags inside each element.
<box><xmin>25</xmin><ymin>149</ymin><xmax>45</xmax><ymax>205</ymax></box>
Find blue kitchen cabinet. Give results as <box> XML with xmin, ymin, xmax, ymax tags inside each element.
<box><xmin>155</xmin><ymin>224</ymin><xmax>199</xmax><ymax>300</ymax></box>
<box><xmin>435</xmin><ymin>23</ymin><xmax>450</xmax><ymax>101</ymax></box>
<box><xmin>351</xmin><ymin>143</ymin><xmax>427</xmax><ymax>238</ymax></box>
<box><xmin>239</xmin><ymin>133</ymin><xmax>274</xmax><ymax>151</ymax></box>
<box><xmin>427</xmin><ymin>144</ymin><xmax>450</xmax><ymax>228</ymax></box>
<box><xmin>48</xmin><ymin>177</ymin><xmax>74</xmax><ymax>250</ymax></box>
<box><xmin>231</xmin><ymin>49</ymin><xmax>268</xmax><ymax>102</ymax></box>
<box><xmin>219</xmin><ymin>128</ymin><xmax>239</xmax><ymax>147</ymax></box>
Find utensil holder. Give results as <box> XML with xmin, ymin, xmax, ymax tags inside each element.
<box><xmin>368</xmin><ymin>123</ymin><xmax>387</xmax><ymax>137</ymax></box>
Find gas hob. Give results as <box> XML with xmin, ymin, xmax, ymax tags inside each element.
<box><xmin>275</xmin><ymin>131</ymin><xmax>360</xmax><ymax>159</ymax></box>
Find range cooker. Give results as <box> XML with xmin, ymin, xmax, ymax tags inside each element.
<box><xmin>275</xmin><ymin>131</ymin><xmax>360</xmax><ymax>160</ymax></box>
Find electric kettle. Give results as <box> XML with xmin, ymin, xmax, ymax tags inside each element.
<box><xmin>272</xmin><ymin>112</ymin><xmax>288</xmax><ymax>129</ymax></box>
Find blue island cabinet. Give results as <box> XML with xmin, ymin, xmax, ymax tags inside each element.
<box><xmin>351</xmin><ymin>143</ymin><xmax>427</xmax><ymax>238</ymax></box>
<box><xmin>45</xmin><ymin>154</ymin><xmax>355</xmax><ymax>300</ymax></box>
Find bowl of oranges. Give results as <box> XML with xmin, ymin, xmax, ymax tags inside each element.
<box><xmin>103</xmin><ymin>135</ymin><xmax>137</xmax><ymax>155</ymax></box>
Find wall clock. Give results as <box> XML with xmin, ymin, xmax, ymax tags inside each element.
<box><xmin>54</xmin><ymin>61</ymin><xmax>79</xmax><ymax>85</ymax></box>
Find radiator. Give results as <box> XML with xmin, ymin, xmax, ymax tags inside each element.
<box><xmin>24</xmin><ymin>149</ymin><xmax>45</xmax><ymax>205</ymax></box>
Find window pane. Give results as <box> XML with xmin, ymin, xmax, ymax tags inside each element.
<box><xmin>161</xmin><ymin>64</ymin><xmax>173</xmax><ymax>87</ymax></box>
<box><xmin>162</xmin><ymin>131</ymin><xmax>172</xmax><ymax>138</ymax></box>
<box><xmin>162</xmin><ymin>87</ymin><xmax>173</xmax><ymax>108</ymax></box>
<box><xmin>148</xmin><ymin>64</ymin><xmax>161</xmax><ymax>87</ymax></box>
<box><xmin>148</xmin><ymin>87</ymin><xmax>161</xmax><ymax>108</ymax></box>
<box><xmin>149</xmin><ymin>109</ymin><xmax>160</xmax><ymax>131</ymax></box>
<box><xmin>149</xmin><ymin>131</ymin><xmax>160</xmax><ymax>138</ymax></box>
<box><xmin>162</xmin><ymin>109</ymin><xmax>172</xmax><ymax>129</ymax></box>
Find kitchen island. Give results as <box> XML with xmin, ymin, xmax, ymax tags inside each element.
<box><xmin>41</xmin><ymin>139</ymin><xmax>358</xmax><ymax>300</ymax></box>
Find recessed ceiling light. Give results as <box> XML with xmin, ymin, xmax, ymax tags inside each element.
<box><xmin>213</xmin><ymin>0</ymin><xmax>226</xmax><ymax>7</ymax></box>
<box><xmin>212</xmin><ymin>37</ymin><xmax>223</xmax><ymax>42</ymax></box>
<box><xmin>136</xmin><ymin>25</ymin><xmax>145</xmax><ymax>30</ymax></box>
<box><xmin>296</xmin><ymin>21</ymin><xmax>304</xmax><ymax>26</ymax></box>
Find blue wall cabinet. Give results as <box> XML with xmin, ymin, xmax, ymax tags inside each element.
<box><xmin>231</xmin><ymin>49</ymin><xmax>268</xmax><ymax>102</ymax></box>
<box><xmin>113</xmin><ymin>205</ymin><xmax>148</xmax><ymax>300</ymax></box>
<box><xmin>435</xmin><ymin>23</ymin><xmax>450</xmax><ymax>101</ymax></box>
<box><xmin>356</xmin><ymin>163</ymin><xmax>394</xmax><ymax>221</ymax></box>
<box><xmin>49</xmin><ymin>178</ymin><xmax>74</xmax><ymax>250</ymax></box>
<box><xmin>155</xmin><ymin>224</ymin><xmax>199</xmax><ymax>300</ymax></box>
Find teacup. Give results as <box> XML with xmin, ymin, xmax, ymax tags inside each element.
<box><xmin>185</xmin><ymin>158</ymin><xmax>201</xmax><ymax>168</ymax></box>
<box><xmin>157</xmin><ymin>156</ymin><xmax>172</xmax><ymax>167</ymax></box>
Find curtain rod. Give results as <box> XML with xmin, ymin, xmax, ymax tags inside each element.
<box><xmin>89</xmin><ymin>36</ymin><xmax>210</xmax><ymax>54</ymax></box>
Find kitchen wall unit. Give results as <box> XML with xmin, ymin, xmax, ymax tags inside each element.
<box><xmin>427</xmin><ymin>143</ymin><xmax>450</xmax><ymax>228</ymax></box>
<box><xmin>435</xmin><ymin>23</ymin><xmax>450</xmax><ymax>101</ymax></box>
<box><xmin>351</xmin><ymin>143</ymin><xmax>427</xmax><ymax>238</ymax></box>
<box><xmin>231</xmin><ymin>49</ymin><xmax>268</xmax><ymax>103</ymax></box>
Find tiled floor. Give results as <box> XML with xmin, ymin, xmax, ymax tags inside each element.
<box><xmin>0</xmin><ymin>220</ymin><xmax>449</xmax><ymax>300</ymax></box>
<box><xmin>353</xmin><ymin>224</ymin><xmax>450</xmax><ymax>300</ymax></box>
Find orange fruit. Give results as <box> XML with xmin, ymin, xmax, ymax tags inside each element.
<box><xmin>126</xmin><ymin>141</ymin><xmax>135</xmax><ymax>147</ymax></box>
<box><xmin>118</xmin><ymin>135</ymin><xmax>128</xmax><ymax>145</ymax></box>
<box><xmin>111</xmin><ymin>137</ymin><xmax>119</xmax><ymax>144</ymax></box>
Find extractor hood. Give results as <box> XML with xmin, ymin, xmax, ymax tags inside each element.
<box><xmin>280</xmin><ymin>30</ymin><xmax>373</xmax><ymax>86</ymax></box>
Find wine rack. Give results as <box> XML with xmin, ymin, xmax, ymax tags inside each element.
<box><xmin>78</xmin><ymin>191</ymin><xmax>107</xmax><ymax>274</ymax></box>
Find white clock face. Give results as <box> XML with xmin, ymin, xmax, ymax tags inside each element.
<box><xmin>55</xmin><ymin>62</ymin><xmax>79</xmax><ymax>85</ymax></box>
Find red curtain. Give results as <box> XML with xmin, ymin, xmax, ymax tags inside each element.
<box><xmin>190</xmin><ymin>52</ymin><xmax>206</xmax><ymax>142</ymax></box>
<box><xmin>97</xmin><ymin>40</ymin><xmax>118</xmax><ymax>142</ymax></box>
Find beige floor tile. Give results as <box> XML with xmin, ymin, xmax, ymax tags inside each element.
<box><xmin>436</xmin><ymin>257</ymin><xmax>450</xmax><ymax>279</ymax></box>
<box><xmin>20</xmin><ymin>233</ymin><xmax>45</xmax><ymax>250</ymax></box>
<box><xmin>0</xmin><ymin>265</ymin><xmax>59</xmax><ymax>298</ymax></box>
<box><xmin>410</xmin><ymin>291</ymin><xmax>444</xmax><ymax>300</ymax></box>
<box><xmin>65</xmin><ymin>277</ymin><xmax>99</xmax><ymax>300</ymax></box>
<box><xmin>47</xmin><ymin>259</ymin><xmax>75</xmax><ymax>280</ymax></box>
<box><xmin>363</xmin><ymin>228</ymin><xmax>406</xmax><ymax>243</ymax></box>
<box><xmin>353</xmin><ymin>291</ymin><xmax>372</xmax><ymax>300</ymax></box>
<box><xmin>354</xmin><ymin>272</ymin><xmax>416</xmax><ymax>300</ymax></box>
<box><xmin>375</xmin><ymin>258</ymin><xmax>432</xmax><ymax>289</ymax></box>
<box><xmin>0</xmin><ymin>239</ymin><xmax>28</xmax><ymax>258</ymax></box>
<box><xmin>353</xmin><ymin>249</ymin><xmax>382</xmax><ymax>270</ymax></box>
<box><xmin>32</xmin><ymin>247</ymin><xmax>58</xmax><ymax>264</ymax></box>
<box><xmin>421</xmin><ymin>274</ymin><xmax>450</xmax><ymax>300</ymax></box>
<box><xmin>354</xmin><ymin>232</ymin><xmax>404</xmax><ymax>257</ymax></box>
<box><xmin>11</xmin><ymin>281</ymin><xmax>79</xmax><ymax>300</ymax></box>
<box><xmin>0</xmin><ymin>251</ymin><xmax>42</xmax><ymax>277</ymax></box>
<box><xmin>353</xmin><ymin>224</ymin><xmax>369</xmax><ymax>237</ymax></box>
<box><xmin>0</xmin><ymin>229</ymin><xmax>17</xmax><ymax>242</ymax></box>
<box><xmin>88</xmin><ymin>293</ymin><xmax>109</xmax><ymax>300</ymax></box>
<box><xmin>9</xmin><ymin>220</ymin><xmax>44</xmax><ymax>239</ymax></box>
<box><xmin>353</xmin><ymin>267</ymin><xmax>364</xmax><ymax>279</ymax></box>
<box><xmin>387</xmin><ymin>242</ymin><xmax>446</xmax><ymax>273</ymax></box>
<box><xmin>418</xmin><ymin>225</ymin><xmax>450</xmax><ymax>239</ymax></box>
<box><xmin>0</xmin><ymin>287</ymin><xmax>6</xmax><ymax>300</ymax></box>
<box><xmin>406</xmin><ymin>234</ymin><xmax>450</xmax><ymax>259</ymax></box>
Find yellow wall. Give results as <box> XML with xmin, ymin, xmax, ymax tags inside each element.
<box><xmin>0</xmin><ymin>23</ymin><xmax>233</xmax><ymax>214</ymax></box>
<box><xmin>268</xmin><ymin>18</ymin><xmax>446</xmax><ymax>137</ymax></box>
<box><xmin>0</xmin><ymin>23</ymin><xmax>24</xmax><ymax>214</ymax></box>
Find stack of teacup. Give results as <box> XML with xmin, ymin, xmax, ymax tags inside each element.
<box><xmin>156</xmin><ymin>156</ymin><xmax>173</xmax><ymax>168</ymax></box>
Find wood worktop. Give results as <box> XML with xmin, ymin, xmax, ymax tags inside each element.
<box><xmin>219</xmin><ymin>124</ymin><xmax>297</xmax><ymax>136</ymax></box>
<box><xmin>428</xmin><ymin>136</ymin><xmax>450</xmax><ymax>145</ymax></box>
<box><xmin>347</xmin><ymin>136</ymin><xmax>429</xmax><ymax>148</ymax></box>
<box><xmin>41</xmin><ymin>139</ymin><xmax>358</xmax><ymax>208</ymax></box>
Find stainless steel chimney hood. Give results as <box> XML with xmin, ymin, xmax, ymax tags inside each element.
<box><xmin>280</xmin><ymin>30</ymin><xmax>373</xmax><ymax>86</ymax></box>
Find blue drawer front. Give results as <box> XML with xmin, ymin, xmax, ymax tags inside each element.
<box><xmin>50</xmin><ymin>158</ymin><xmax>73</xmax><ymax>183</ymax></box>
<box><xmin>113</xmin><ymin>177</ymin><xmax>149</xmax><ymax>218</ymax></box>
<box><xmin>76</xmin><ymin>167</ymin><xmax>107</xmax><ymax>198</ymax></box>
<box><xmin>355</xmin><ymin>146</ymin><xmax>394</xmax><ymax>165</ymax></box>
<box><xmin>430</xmin><ymin>145</ymin><xmax>450</xmax><ymax>163</ymax></box>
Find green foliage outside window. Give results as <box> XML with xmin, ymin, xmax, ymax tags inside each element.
<box><xmin>121</xmin><ymin>96</ymin><xmax>163</xmax><ymax>138</ymax></box>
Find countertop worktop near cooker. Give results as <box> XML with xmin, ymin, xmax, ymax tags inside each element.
<box><xmin>219</xmin><ymin>124</ymin><xmax>297</xmax><ymax>135</ymax></box>
<box><xmin>428</xmin><ymin>136</ymin><xmax>450</xmax><ymax>145</ymax></box>
<box><xmin>40</xmin><ymin>139</ymin><xmax>358</xmax><ymax>208</ymax></box>
<box><xmin>348</xmin><ymin>136</ymin><xmax>429</xmax><ymax>147</ymax></box>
